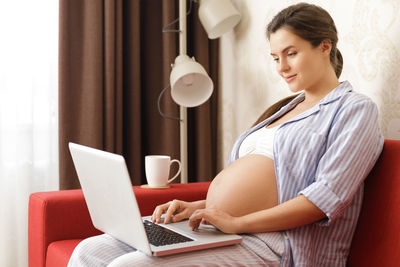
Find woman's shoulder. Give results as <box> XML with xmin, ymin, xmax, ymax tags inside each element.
<box><xmin>332</xmin><ymin>89</ymin><xmax>380</xmax><ymax>124</ymax></box>
<box><xmin>343</xmin><ymin>92</ymin><xmax>378</xmax><ymax>113</ymax></box>
<box><xmin>338</xmin><ymin>81</ymin><xmax>378</xmax><ymax>109</ymax></box>
<box><xmin>320</xmin><ymin>82</ymin><xmax>380</xmax><ymax>121</ymax></box>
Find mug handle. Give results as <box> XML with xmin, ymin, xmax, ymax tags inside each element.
<box><xmin>167</xmin><ymin>159</ymin><xmax>181</xmax><ymax>184</ymax></box>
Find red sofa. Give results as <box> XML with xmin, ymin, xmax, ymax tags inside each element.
<box><xmin>29</xmin><ymin>140</ymin><xmax>400</xmax><ymax>267</ymax></box>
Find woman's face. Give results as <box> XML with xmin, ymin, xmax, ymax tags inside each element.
<box><xmin>269</xmin><ymin>28</ymin><xmax>328</xmax><ymax>93</ymax></box>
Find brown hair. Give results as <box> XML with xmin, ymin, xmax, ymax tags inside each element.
<box><xmin>253</xmin><ymin>3</ymin><xmax>342</xmax><ymax>126</ymax></box>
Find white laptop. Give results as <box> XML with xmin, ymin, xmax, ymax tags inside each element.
<box><xmin>69</xmin><ymin>142</ymin><xmax>242</xmax><ymax>256</ymax></box>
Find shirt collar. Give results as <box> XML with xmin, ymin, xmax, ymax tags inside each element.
<box><xmin>262</xmin><ymin>80</ymin><xmax>353</xmax><ymax>127</ymax></box>
<box><xmin>319</xmin><ymin>80</ymin><xmax>353</xmax><ymax>105</ymax></box>
<box><xmin>231</xmin><ymin>81</ymin><xmax>353</xmax><ymax>162</ymax></box>
<box><xmin>287</xmin><ymin>80</ymin><xmax>352</xmax><ymax>107</ymax></box>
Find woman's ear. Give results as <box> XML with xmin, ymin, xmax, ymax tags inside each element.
<box><xmin>319</xmin><ymin>39</ymin><xmax>332</xmax><ymax>55</ymax></box>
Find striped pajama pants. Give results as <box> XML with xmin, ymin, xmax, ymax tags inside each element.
<box><xmin>67</xmin><ymin>232</ymin><xmax>284</xmax><ymax>266</ymax></box>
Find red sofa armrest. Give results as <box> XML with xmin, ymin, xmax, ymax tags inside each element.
<box><xmin>28</xmin><ymin>182</ymin><xmax>210</xmax><ymax>267</ymax></box>
<box><xmin>348</xmin><ymin>140</ymin><xmax>400</xmax><ymax>266</ymax></box>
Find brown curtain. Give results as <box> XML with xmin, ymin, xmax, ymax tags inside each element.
<box><xmin>59</xmin><ymin>0</ymin><xmax>219</xmax><ymax>189</ymax></box>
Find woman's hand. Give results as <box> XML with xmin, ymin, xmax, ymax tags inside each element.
<box><xmin>151</xmin><ymin>199</ymin><xmax>205</xmax><ymax>224</ymax></box>
<box><xmin>188</xmin><ymin>208</ymin><xmax>241</xmax><ymax>234</ymax></box>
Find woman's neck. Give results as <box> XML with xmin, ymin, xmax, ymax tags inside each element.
<box><xmin>303</xmin><ymin>69</ymin><xmax>339</xmax><ymax>106</ymax></box>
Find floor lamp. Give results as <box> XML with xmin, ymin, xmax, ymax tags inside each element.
<box><xmin>168</xmin><ymin>0</ymin><xmax>240</xmax><ymax>183</ymax></box>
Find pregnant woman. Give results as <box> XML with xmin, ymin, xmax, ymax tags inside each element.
<box><xmin>68</xmin><ymin>3</ymin><xmax>383</xmax><ymax>266</ymax></box>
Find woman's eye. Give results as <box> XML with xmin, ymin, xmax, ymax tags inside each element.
<box><xmin>288</xmin><ymin>52</ymin><xmax>297</xmax><ymax>57</ymax></box>
<box><xmin>273</xmin><ymin>57</ymin><xmax>279</xmax><ymax>62</ymax></box>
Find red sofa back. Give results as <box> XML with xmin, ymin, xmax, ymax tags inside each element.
<box><xmin>347</xmin><ymin>139</ymin><xmax>400</xmax><ymax>266</ymax></box>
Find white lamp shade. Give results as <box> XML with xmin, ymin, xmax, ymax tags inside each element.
<box><xmin>198</xmin><ymin>0</ymin><xmax>241</xmax><ymax>39</ymax></box>
<box><xmin>170</xmin><ymin>55</ymin><xmax>213</xmax><ymax>107</ymax></box>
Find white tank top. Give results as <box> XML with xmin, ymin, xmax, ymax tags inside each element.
<box><xmin>238</xmin><ymin>126</ymin><xmax>278</xmax><ymax>159</ymax></box>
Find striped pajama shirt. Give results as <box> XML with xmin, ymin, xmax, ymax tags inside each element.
<box><xmin>229</xmin><ymin>81</ymin><xmax>383</xmax><ymax>266</ymax></box>
<box><xmin>68</xmin><ymin>81</ymin><xmax>383</xmax><ymax>266</ymax></box>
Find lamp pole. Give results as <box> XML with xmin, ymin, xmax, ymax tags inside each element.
<box><xmin>169</xmin><ymin>0</ymin><xmax>240</xmax><ymax>183</ymax></box>
<box><xmin>179</xmin><ymin>0</ymin><xmax>188</xmax><ymax>183</ymax></box>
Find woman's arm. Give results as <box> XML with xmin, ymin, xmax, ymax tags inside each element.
<box><xmin>189</xmin><ymin>195</ymin><xmax>325</xmax><ymax>234</ymax></box>
<box><xmin>240</xmin><ymin>195</ymin><xmax>325</xmax><ymax>232</ymax></box>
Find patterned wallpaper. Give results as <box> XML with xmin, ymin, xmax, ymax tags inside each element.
<box><xmin>217</xmin><ymin>0</ymin><xmax>400</xmax><ymax>169</ymax></box>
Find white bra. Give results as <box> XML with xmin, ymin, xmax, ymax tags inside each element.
<box><xmin>238</xmin><ymin>126</ymin><xmax>278</xmax><ymax>159</ymax></box>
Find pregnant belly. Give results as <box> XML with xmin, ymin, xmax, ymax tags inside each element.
<box><xmin>206</xmin><ymin>154</ymin><xmax>278</xmax><ymax>217</ymax></box>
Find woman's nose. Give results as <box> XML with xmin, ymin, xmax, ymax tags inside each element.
<box><xmin>278</xmin><ymin>58</ymin><xmax>290</xmax><ymax>73</ymax></box>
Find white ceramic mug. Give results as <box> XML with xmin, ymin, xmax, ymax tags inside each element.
<box><xmin>145</xmin><ymin>155</ymin><xmax>181</xmax><ymax>187</ymax></box>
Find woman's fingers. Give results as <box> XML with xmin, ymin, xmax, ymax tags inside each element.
<box><xmin>151</xmin><ymin>201</ymin><xmax>172</xmax><ymax>223</ymax></box>
<box><xmin>171</xmin><ymin>211</ymin><xmax>187</xmax><ymax>223</ymax></box>
<box><xmin>188</xmin><ymin>209</ymin><xmax>208</xmax><ymax>230</ymax></box>
<box><xmin>151</xmin><ymin>200</ymin><xmax>198</xmax><ymax>224</ymax></box>
<box><xmin>188</xmin><ymin>208</ymin><xmax>239</xmax><ymax>234</ymax></box>
<box><xmin>164</xmin><ymin>200</ymin><xmax>181</xmax><ymax>224</ymax></box>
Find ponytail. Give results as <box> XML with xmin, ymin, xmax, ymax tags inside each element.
<box><xmin>333</xmin><ymin>48</ymin><xmax>343</xmax><ymax>78</ymax></box>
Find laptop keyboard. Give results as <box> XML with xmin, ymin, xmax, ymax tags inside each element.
<box><xmin>143</xmin><ymin>220</ymin><xmax>193</xmax><ymax>247</ymax></box>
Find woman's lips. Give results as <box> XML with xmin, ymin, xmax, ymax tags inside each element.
<box><xmin>285</xmin><ymin>74</ymin><xmax>297</xmax><ymax>83</ymax></box>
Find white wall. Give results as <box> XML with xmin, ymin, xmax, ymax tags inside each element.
<box><xmin>218</xmin><ymin>0</ymin><xmax>400</xmax><ymax>169</ymax></box>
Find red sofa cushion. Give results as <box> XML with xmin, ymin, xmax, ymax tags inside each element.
<box><xmin>46</xmin><ymin>239</ymin><xmax>82</xmax><ymax>267</ymax></box>
<box><xmin>347</xmin><ymin>139</ymin><xmax>400</xmax><ymax>266</ymax></box>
